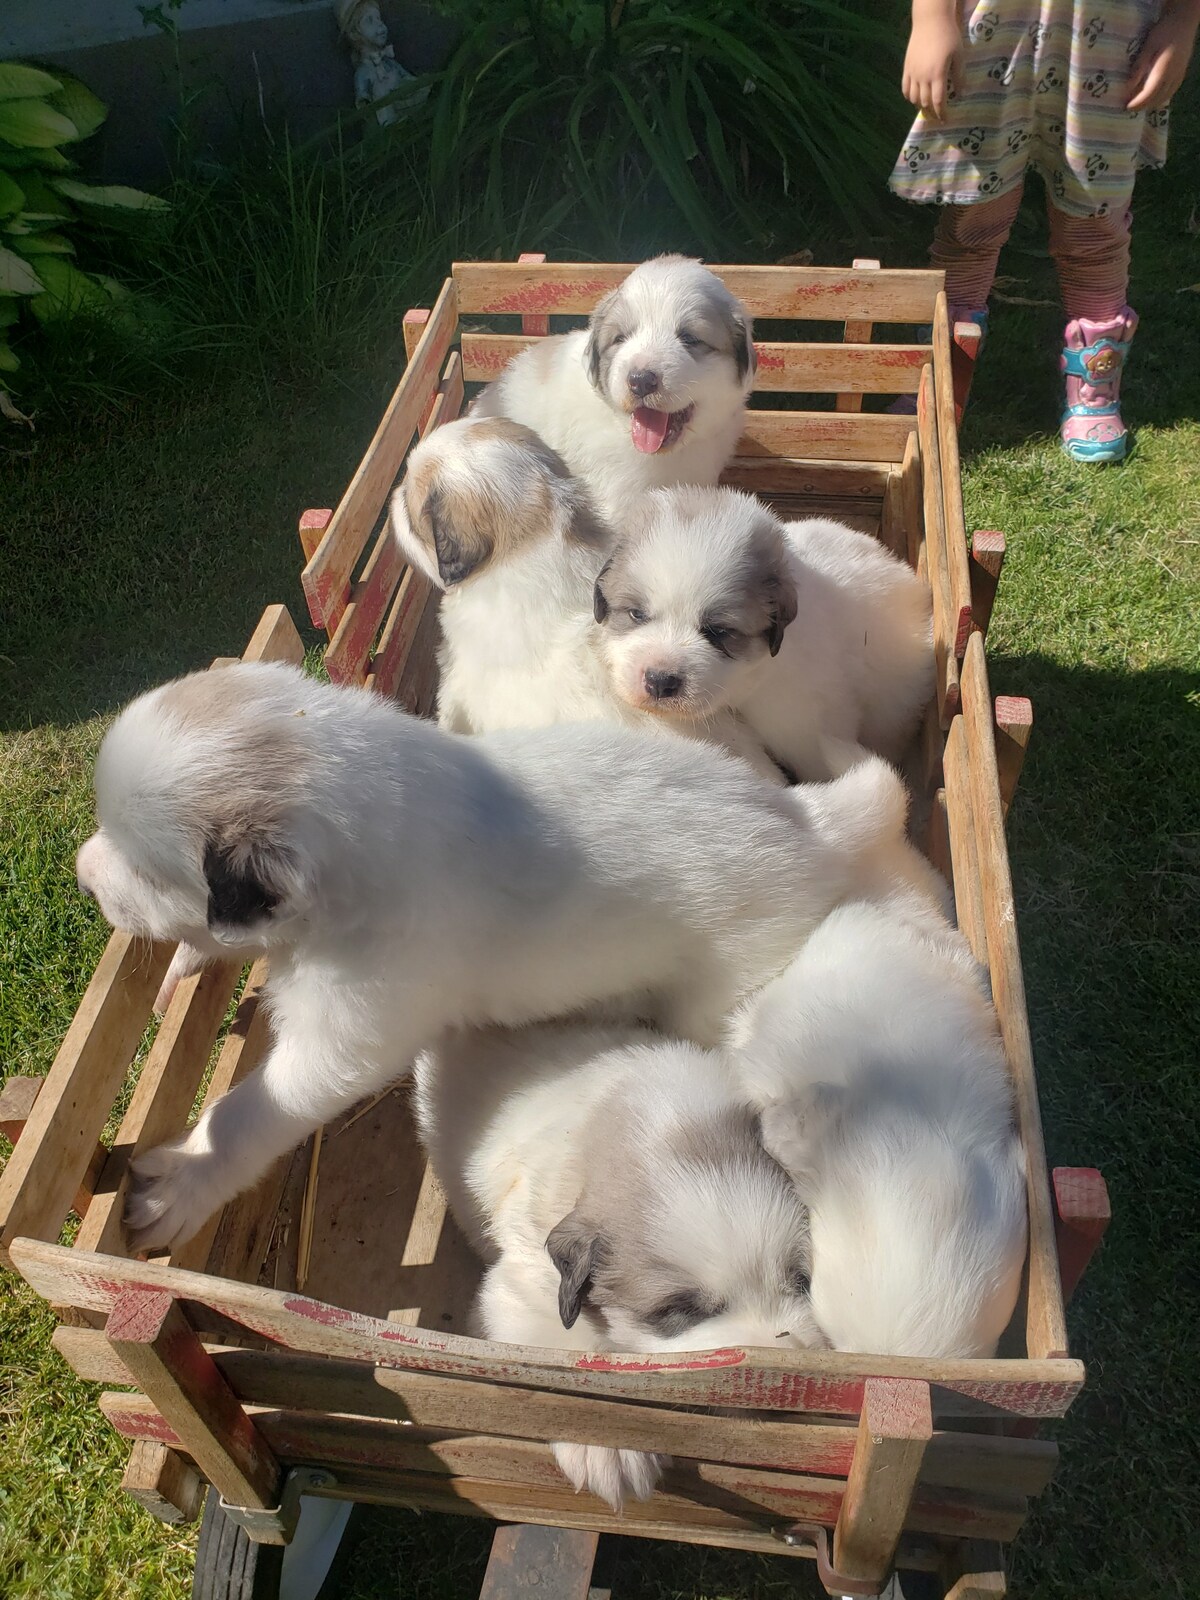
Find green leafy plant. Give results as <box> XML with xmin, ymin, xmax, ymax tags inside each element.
<box><xmin>0</xmin><ymin>60</ymin><xmax>169</xmax><ymax>410</ymax></box>
<box><xmin>378</xmin><ymin>0</ymin><xmax>905</xmax><ymax>257</ymax></box>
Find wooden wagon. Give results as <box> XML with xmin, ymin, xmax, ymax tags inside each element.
<box><xmin>0</xmin><ymin>258</ymin><xmax>1112</xmax><ymax>1600</ymax></box>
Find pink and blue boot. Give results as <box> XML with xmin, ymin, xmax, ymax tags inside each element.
<box><xmin>1060</xmin><ymin>307</ymin><xmax>1137</xmax><ymax>464</ymax></box>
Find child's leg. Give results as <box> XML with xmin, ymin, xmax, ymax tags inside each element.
<box><xmin>928</xmin><ymin>183</ymin><xmax>1025</xmax><ymax>315</ymax></box>
<box><xmin>887</xmin><ymin>186</ymin><xmax>1024</xmax><ymax>415</ymax></box>
<box><xmin>1047</xmin><ymin>201</ymin><xmax>1137</xmax><ymax>463</ymax></box>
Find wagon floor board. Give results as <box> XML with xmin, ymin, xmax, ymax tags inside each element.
<box><xmin>296</xmin><ymin>1085</ymin><xmax>480</xmax><ymax>1328</ymax></box>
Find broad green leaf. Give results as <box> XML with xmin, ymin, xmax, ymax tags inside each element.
<box><xmin>16</xmin><ymin>171</ymin><xmax>71</xmax><ymax>217</ymax></box>
<box><xmin>0</xmin><ymin>338</ymin><xmax>19</xmax><ymax>372</ymax></box>
<box><xmin>27</xmin><ymin>255</ymin><xmax>110</xmax><ymax>322</ymax></box>
<box><xmin>0</xmin><ymin>243</ymin><xmax>43</xmax><ymax>293</ymax></box>
<box><xmin>11</xmin><ymin>229</ymin><xmax>73</xmax><ymax>255</ymax></box>
<box><xmin>0</xmin><ymin>99</ymin><xmax>79</xmax><ymax>149</ymax></box>
<box><xmin>0</xmin><ymin>64</ymin><xmax>62</xmax><ymax>101</ymax></box>
<box><xmin>0</xmin><ymin>139</ymin><xmax>73</xmax><ymax>171</ymax></box>
<box><xmin>51</xmin><ymin>177</ymin><xmax>170</xmax><ymax>213</ymax></box>
<box><xmin>0</xmin><ymin>171</ymin><xmax>23</xmax><ymax>215</ymax></box>
<box><xmin>46</xmin><ymin>73</ymin><xmax>107</xmax><ymax>141</ymax></box>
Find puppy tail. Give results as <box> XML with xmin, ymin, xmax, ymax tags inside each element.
<box><xmin>802</xmin><ymin>751</ymin><xmax>908</xmax><ymax>857</ymax></box>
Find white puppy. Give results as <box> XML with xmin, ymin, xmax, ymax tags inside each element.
<box><xmin>471</xmin><ymin>256</ymin><xmax>755</xmax><ymax>517</ymax></box>
<box><xmin>593</xmin><ymin>486</ymin><xmax>933</xmax><ymax>779</ymax></box>
<box><xmin>391</xmin><ymin>416</ymin><xmax>783</xmax><ymax>781</ymax></box>
<box><xmin>728</xmin><ymin>855</ymin><xmax>1028</xmax><ymax>1359</ymax></box>
<box><xmin>413</xmin><ymin>1022</ymin><xmax>821</xmax><ymax>1510</ymax></box>
<box><xmin>75</xmin><ymin>660</ymin><xmax>907</xmax><ymax>1251</ymax></box>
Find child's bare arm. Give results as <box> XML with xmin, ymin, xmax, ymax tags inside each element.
<box><xmin>1126</xmin><ymin>0</ymin><xmax>1200</xmax><ymax>109</ymax></box>
<box><xmin>901</xmin><ymin>0</ymin><xmax>962</xmax><ymax>123</ymax></box>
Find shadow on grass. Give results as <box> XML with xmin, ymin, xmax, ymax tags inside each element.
<box><xmin>981</xmin><ymin>652</ymin><xmax>1199</xmax><ymax>1600</ymax></box>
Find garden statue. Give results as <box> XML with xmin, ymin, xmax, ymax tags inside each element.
<box><xmin>336</xmin><ymin>0</ymin><xmax>410</xmax><ymax>126</ymax></box>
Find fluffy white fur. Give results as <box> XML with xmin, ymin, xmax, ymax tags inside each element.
<box><xmin>391</xmin><ymin>417</ymin><xmax>783</xmax><ymax>781</ymax></box>
<box><xmin>413</xmin><ymin>1022</ymin><xmax>820</xmax><ymax>1509</ymax></box>
<box><xmin>728</xmin><ymin>849</ymin><xmax>1028</xmax><ymax>1359</ymax></box>
<box><xmin>471</xmin><ymin>256</ymin><xmax>754</xmax><ymax>518</ymax></box>
<box><xmin>75</xmin><ymin>660</ymin><xmax>907</xmax><ymax>1252</ymax></box>
<box><xmin>594</xmin><ymin>485</ymin><xmax>933</xmax><ymax>779</ymax></box>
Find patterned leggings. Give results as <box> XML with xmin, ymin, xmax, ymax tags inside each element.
<box><xmin>929</xmin><ymin>178</ymin><xmax>1132</xmax><ymax>321</ymax></box>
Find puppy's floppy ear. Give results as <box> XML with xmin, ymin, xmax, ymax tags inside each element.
<box><xmin>730</xmin><ymin>309</ymin><xmax>756</xmax><ymax>385</ymax></box>
<box><xmin>758</xmin><ymin>1084</ymin><xmax>845</xmax><ymax>1194</ymax></box>
<box><xmin>426</xmin><ymin>485</ymin><xmax>492</xmax><ymax>586</ymax></box>
<box><xmin>765</xmin><ymin>569</ymin><xmax>798</xmax><ymax>657</ymax></box>
<box><xmin>592</xmin><ymin>555</ymin><xmax>614</xmax><ymax>624</ymax></box>
<box><xmin>546</xmin><ymin>1209</ymin><xmax>609</xmax><ymax>1330</ymax></box>
<box><xmin>203</xmin><ymin>830</ymin><xmax>303</xmax><ymax>945</ymax></box>
<box><xmin>584</xmin><ymin>286</ymin><xmax>620</xmax><ymax>392</ymax></box>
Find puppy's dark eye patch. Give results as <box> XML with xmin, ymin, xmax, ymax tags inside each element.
<box><xmin>676</xmin><ymin>328</ymin><xmax>709</xmax><ymax>352</ymax></box>
<box><xmin>609</xmin><ymin>331</ymin><xmax>628</xmax><ymax>348</ymax></box>
<box><xmin>643</xmin><ymin>1289</ymin><xmax>725</xmax><ymax>1338</ymax></box>
<box><xmin>628</xmin><ymin>607</ymin><xmax>648</xmax><ymax>625</ymax></box>
<box><xmin>700</xmin><ymin>622</ymin><xmax>740</xmax><ymax>656</ymax></box>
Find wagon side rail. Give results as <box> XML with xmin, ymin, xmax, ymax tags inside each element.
<box><xmin>0</xmin><ymin>606</ymin><xmax>305</xmax><ymax>1273</ymax></box>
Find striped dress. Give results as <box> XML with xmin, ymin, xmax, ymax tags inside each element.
<box><xmin>889</xmin><ymin>1</ymin><xmax>1170</xmax><ymax>218</ymax></box>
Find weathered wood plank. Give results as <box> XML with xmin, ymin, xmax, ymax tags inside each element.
<box><xmin>11</xmin><ymin>1241</ymin><xmax>1084</xmax><ymax>1418</ymax></box>
<box><xmin>738</xmin><ymin>411</ymin><xmax>915</xmax><ymax>464</ymax></box>
<box><xmin>0</xmin><ymin>1075</ymin><xmax>106</xmax><ymax>1218</ymax></box>
<box><xmin>835</xmin><ymin>258</ymin><xmax>879</xmax><ymax>414</ymax></box>
<box><xmin>969</xmin><ymin>530</ymin><xmax>1006</xmax><ymax>637</ymax></box>
<box><xmin>832</xmin><ymin>1379</ymin><xmax>933</xmax><ymax>1585</ymax></box>
<box><xmin>49</xmin><ymin>1326</ymin><xmax>1058</xmax><ymax>1498</ymax></box>
<box><xmin>942</xmin><ymin>716</ymin><xmax>988</xmax><ymax>964</ymax></box>
<box><xmin>302</xmin><ymin>277</ymin><xmax>456</xmax><ymax>630</ymax></box>
<box><xmin>479</xmin><ymin>1525</ymin><xmax>598</xmax><ymax>1600</ymax></box>
<box><xmin>460</xmin><ymin>332</ymin><xmax>931</xmax><ymax>393</ymax></box>
<box><xmin>105</xmin><ymin>1290</ymin><xmax>281</xmax><ymax>1527</ymax></box>
<box><xmin>960</xmin><ymin>634</ymin><xmax>1068</xmax><ymax>1362</ymax></box>
<box><xmin>917</xmin><ymin>366</ymin><xmax>962</xmax><ymax>724</ymax></box>
<box><xmin>453</xmin><ymin>262</ymin><xmax>944</xmax><ymax>323</ymax></box>
<box><xmin>994</xmin><ymin>697</ymin><xmax>1033</xmax><ymax>821</ymax></box>
<box><xmin>0</xmin><ymin>935</ymin><xmax>171</xmax><ymax>1266</ymax></box>
<box><xmin>120</xmin><ymin>1439</ymin><xmax>205</xmax><ymax>1526</ymax></box>
<box><xmin>1052</xmin><ymin>1167</ymin><xmax>1110</xmax><ymax>1308</ymax></box>
<box><xmin>99</xmin><ymin>1392</ymin><xmax>1028</xmax><ymax>1543</ymax></box>
<box><xmin>720</xmin><ymin>457</ymin><xmax>890</xmax><ymax>500</ymax></box>
<box><xmin>932</xmin><ymin>293</ymin><xmax>976</xmax><ymax>659</ymax></box>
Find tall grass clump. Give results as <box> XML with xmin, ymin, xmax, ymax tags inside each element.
<box><xmin>380</xmin><ymin>0</ymin><xmax>907</xmax><ymax>257</ymax></box>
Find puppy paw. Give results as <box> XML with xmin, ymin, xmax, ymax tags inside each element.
<box><xmin>552</xmin><ymin>1441</ymin><xmax>666</xmax><ymax>1511</ymax></box>
<box><xmin>125</xmin><ymin>1137</ymin><xmax>225</xmax><ymax>1253</ymax></box>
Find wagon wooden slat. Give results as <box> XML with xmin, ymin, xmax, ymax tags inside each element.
<box><xmin>1</xmin><ymin>258</ymin><xmax>1103</xmax><ymax>1600</ymax></box>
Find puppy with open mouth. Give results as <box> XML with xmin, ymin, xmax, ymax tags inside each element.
<box><xmin>470</xmin><ymin>255</ymin><xmax>755</xmax><ymax>518</ymax></box>
<box><xmin>391</xmin><ymin>416</ymin><xmax>784</xmax><ymax>780</ymax></box>
<box><xmin>592</xmin><ymin>485</ymin><xmax>933</xmax><ymax>780</ymax></box>
<box><xmin>413</xmin><ymin>1020</ymin><xmax>821</xmax><ymax>1511</ymax></box>
<box><xmin>75</xmin><ymin>659</ymin><xmax>908</xmax><ymax>1253</ymax></box>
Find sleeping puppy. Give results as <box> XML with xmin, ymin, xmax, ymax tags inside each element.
<box><xmin>413</xmin><ymin>1022</ymin><xmax>821</xmax><ymax>1510</ymax></box>
<box><xmin>391</xmin><ymin>416</ymin><xmax>783</xmax><ymax>781</ymax></box>
<box><xmin>593</xmin><ymin>486</ymin><xmax>933</xmax><ymax>779</ymax></box>
<box><xmin>727</xmin><ymin>851</ymin><xmax>1028</xmax><ymax>1359</ymax></box>
<box><xmin>75</xmin><ymin>660</ymin><xmax>908</xmax><ymax>1252</ymax></box>
<box><xmin>470</xmin><ymin>256</ymin><xmax>755</xmax><ymax>518</ymax></box>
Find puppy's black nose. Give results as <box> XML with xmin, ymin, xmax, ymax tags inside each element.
<box><xmin>644</xmin><ymin>669</ymin><xmax>683</xmax><ymax>700</ymax></box>
<box><xmin>627</xmin><ymin>369</ymin><xmax>660</xmax><ymax>398</ymax></box>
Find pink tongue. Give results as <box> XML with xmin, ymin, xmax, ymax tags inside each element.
<box><xmin>631</xmin><ymin>406</ymin><xmax>672</xmax><ymax>454</ymax></box>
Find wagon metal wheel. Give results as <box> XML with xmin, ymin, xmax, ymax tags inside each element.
<box><xmin>191</xmin><ymin>1488</ymin><xmax>354</xmax><ymax>1600</ymax></box>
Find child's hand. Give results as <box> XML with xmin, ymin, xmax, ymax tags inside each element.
<box><xmin>902</xmin><ymin>0</ymin><xmax>962</xmax><ymax>122</ymax></box>
<box><xmin>1125</xmin><ymin>2</ymin><xmax>1200</xmax><ymax>110</ymax></box>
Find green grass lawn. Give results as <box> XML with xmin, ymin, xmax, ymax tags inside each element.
<box><xmin>2</xmin><ymin>133</ymin><xmax>1199</xmax><ymax>1597</ymax></box>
